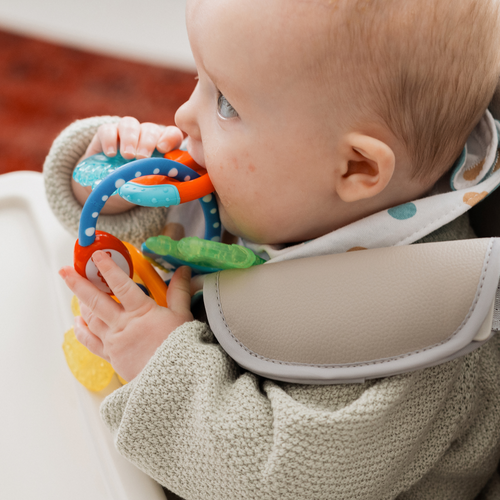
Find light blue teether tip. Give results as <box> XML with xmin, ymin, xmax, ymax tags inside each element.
<box><xmin>118</xmin><ymin>182</ymin><xmax>181</xmax><ymax>207</ymax></box>
<box><xmin>73</xmin><ymin>150</ymin><xmax>164</xmax><ymax>190</ymax></box>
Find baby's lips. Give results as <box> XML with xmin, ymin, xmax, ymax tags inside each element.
<box><xmin>185</xmin><ymin>141</ymin><xmax>205</xmax><ymax>168</ymax></box>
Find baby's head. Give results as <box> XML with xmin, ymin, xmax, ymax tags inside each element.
<box><xmin>175</xmin><ymin>0</ymin><xmax>500</xmax><ymax>244</ymax></box>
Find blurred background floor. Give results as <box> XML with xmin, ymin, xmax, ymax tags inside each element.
<box><xmin>0</xmin><ymin>29</ymin><xmax>196</xmax><ymax>174</ymax></box>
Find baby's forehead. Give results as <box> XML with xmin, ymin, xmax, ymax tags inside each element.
<box><xmin>191</xmin><ymin>0</ymin><xmax>413</xmax><ymax>79</ymax></box>
<box><xmin>190</xmin><ymin>0</ymin><xmax>335</xmax><ymax>89</ymax></box>
<box><xmin>189</xmin><ymin>0</ymin><xmax>481</xmax><ymax>113</ymax></box>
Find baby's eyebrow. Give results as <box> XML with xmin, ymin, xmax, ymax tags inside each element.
<box><xmin>208</xmin><ymin>75</ymin><xmax>237</xmax><ymax>103</ymax></box>
<box><xmin>201</xmin><ymin>59</ymin><xmax>249</xmax><ymax>109</ymax></box>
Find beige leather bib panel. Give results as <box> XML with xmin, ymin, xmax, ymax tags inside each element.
<box><xmin>204</xmin><ymin>239</ymin><xmax>500</xmax><ymax>383</ymax></box>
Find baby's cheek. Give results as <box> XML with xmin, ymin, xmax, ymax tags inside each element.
<box><xmin>206</xmin><ymin>149</ymin><xmax>259</xmax><ymax>210</ymax></box>
<box><xmin>217</xmin><ymin>191</ymin><xmax>233</xmax><ymax>209</ymax></box>
<box><xmin>208</xmin><ymin>166</ymin><xmax>240</xmax><ymax>207</ymax></box>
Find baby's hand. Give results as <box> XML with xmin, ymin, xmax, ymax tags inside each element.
<box><xmin>82</xmin><ymin>116</ymin><xmax>184</xmax><ymax>162</ymax></box>
<box><xmin>72</xmin><ymin>117</ymin><xmax>184</xmax><ymax>213</ymax></box>
<box><xmin>59</xmin><ymin>250</ymin><xmax>193</xmax><ymax>382</ymax></box>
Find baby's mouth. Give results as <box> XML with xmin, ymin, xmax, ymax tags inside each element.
<box><xmin>185</xmin><ymin>137</ymin><xmax>205</xmax><ymax>168</ymax></box>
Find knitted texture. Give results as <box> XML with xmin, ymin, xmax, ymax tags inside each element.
<box><xmin>43</xmin><ymin>117</ymin><xmax>168</xmax><ymax>247</ymax></box>
<box><xmin>100</xmin><ymin>216</ymin><xmax>500</xmax><ymax>500</ymax></box>
<box><xmin>101</xmin><ymin>322</ymin><xmax>500</xmax><ymax>500</ymax></box>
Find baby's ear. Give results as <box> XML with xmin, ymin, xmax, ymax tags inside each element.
<box><xmin>335</xmin><ymin>134</ymin><xmax>395</xmax><ymax>203</ymax></box>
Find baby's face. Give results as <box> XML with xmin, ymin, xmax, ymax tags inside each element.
<box><xmin>176</xmin><ymin>0</ymin><xmax>348</xmax><ymax>244</ymax></box>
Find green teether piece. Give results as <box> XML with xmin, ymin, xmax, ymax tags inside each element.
<box><xmin>144</xmin><ymin>236</ymin><xmax>265</xmax><ymax>270</ymax></box>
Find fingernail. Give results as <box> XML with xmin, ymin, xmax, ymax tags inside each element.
<box><xmin>182</xmin><ymin>266</ymin><xmax>192</xmax><ymax>279</ymax></box>
<box><xmin>92</xmin><ymin>250</ymin><xmax>105</xmax><ymax>263</ymax></box>
<box><xmin>157</xmin><ymin>140</ymin><xmax>169</xmax><ymax>152</ymax></box>
<box><xmin>106</xmin><ymin>147</ymin><xmax>116</xmax><ymax>156</ymax></box>
<box><xmin>124</xmin><ymin>145</ymin><xmax>135</xmax><ymax>156</ymax></box>
<box><xmin>137</xmin><ymin>148</ymin><xmax>150</xmax><ymax>158</ymax></box>
<box><xmin>58</xmin><ymin>268</ymin><xmax>68</xmax><ymax>279</ymax></box>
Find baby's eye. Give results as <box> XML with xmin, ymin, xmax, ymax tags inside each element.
<box><xmin>217</xmin><ymin>92</ymin><xmax>239</xmax><ymax>119</ymax></box>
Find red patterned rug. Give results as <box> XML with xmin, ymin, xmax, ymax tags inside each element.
<box><xmin>0</xmin><ymin>29</ymin><xmax>196</xmax><ymax>174</ymax></box>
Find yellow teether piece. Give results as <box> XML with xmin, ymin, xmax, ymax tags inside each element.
<box><xmin>71</xmin><ymin>294</ymin><xmax>81</xmax><ymax>316</ymax></box>
<box><xmin>62</xmin><ymin>327</ymin><xmax>115</xmax><ymax>391</ymax></box>
<box><xmin>63</xmin><ymin>295</ymin><xmax>117</xmax><ymax>391</ymax></box>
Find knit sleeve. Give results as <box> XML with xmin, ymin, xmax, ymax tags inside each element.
<box><xmin>43</xmin><ymin>116</ymin><xmax>168</xmax><ymax>247</ymax></box>
<box><xmin>100</xmin><ymin>320</ymin><xmax>500</xmax><ymax>500</ymax></box>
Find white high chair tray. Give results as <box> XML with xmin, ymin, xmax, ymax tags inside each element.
<box><xmin>0</xmin><ymin>172</ymin><xmax>165</xmax><ymax>500</ymax></box>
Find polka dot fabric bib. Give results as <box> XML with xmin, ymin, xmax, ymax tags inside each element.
<box><xmin>256</xmin><ymin>111</ymin><xmax>500</xmax><ymax>263</ymax></box>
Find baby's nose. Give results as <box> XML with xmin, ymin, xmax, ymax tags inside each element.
<box><xmin>175</xmin><ymin>94</ymin><xmax>201</xmax><ymax>142</ymax></box>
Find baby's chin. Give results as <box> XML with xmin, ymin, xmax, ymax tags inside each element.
<box><xmin>217</xmin><ymin>204</ymin><xmax>261</xmax><ymax>243</ymax></box>
<box><xmin>217</xmin><ymin>208</ymin><xmax>246</xmax><ymax>241</ymax></box>
<box><xmin>219</xmin><ymin>215</ymin><xmax>280</xmax><ymax>245</ymax></box>
<box><xmin>216</xmin><ymin>196</ymin><xmax>288</xmax><ymax>245</ymax></box>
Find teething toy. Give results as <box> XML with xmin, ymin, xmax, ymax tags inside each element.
<box><xmin>119</xmin><ymin>149</ymin><xmax>214</xmax><ymax>207</ymax></box>
<box><xmin>67</xmin><ymin>148</ymin><xmax>268</xmax><ymax>391</ymax></box>
<box><xmin>63</xmin><ymin>325</ymin><xmax>116</xmax><ymax>391</ymax></box>
<box><xmin>73</xmin><ymin>148</ymin><xmax>162</xmax><ymax>190</ymax></box>
<box><xmin>123</xmin><ymin>241</ymin><xmax>168</xmax><ymax>308</ymax></box>
<box><xmin>73</xmin><ymin>150</ymin><xmax>221</xmax><ymax>298</ymax></box>
<box><xmin>62</xmin><ymin>295</ymin><xmax>126</xmax><ymax>391</ymax></box>
<box><xmin>74</xmin><ymin>231</ymin><xmax>134</xmax><ymax>294</ymax></box>
<box><xmin>142</xmin><ymin>235</ymin><xmax>266</xmax><ymax>274</ymax></box>
<box><xmin>73</xmin><ymin>149</ymin><xmax>216</xmax><ymax>211</ymax></box>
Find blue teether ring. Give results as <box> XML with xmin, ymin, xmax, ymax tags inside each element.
<box><xmin>78</xmin><ymin>158</ymin><xmax>221</xmax><ymax>246</ymax></box>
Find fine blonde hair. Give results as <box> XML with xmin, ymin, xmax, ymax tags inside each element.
<box><xmin>330</xmin><ymin>0</ymin><xmax>500</xmax><ymax>180</ymax></box>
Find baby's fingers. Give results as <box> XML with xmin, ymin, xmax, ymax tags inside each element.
<box><xmin>74</xmin><ymin>316</ymin><xmax>107</xmax><ymax>360</ymax></box>
<box><xmin>167</xmin><ymin>266</ymin><xmax>193</xmax><ymax>316</ymax></box>
<box><xmin>136</xmin><ymin>123</ymin><xmax>164</xmax><ymax>159</ymax></box>
<box><xmin>91</xmin><ymin>251</ymin><xmax>152</xmax><ymax>312</ymax></box>
<box><xmin>59</xmin><ymin>266</ymin><xmax>121</xmax><ymax>324</ymax></box>
<box><xmin>157</xmin><ymin>126</ymin><xmax>184</xmax><ymax>154</ymax></box>
<box><xmin>79</xmin><ymin>302</ymin><xmax>109</xmax><ymax>339</ymax></box>
<box><xmin>118</xmin><ymin>116</ymin><xmax>141</xmax><ymax>159</ymax></box>
<box><xmin>83</xmin><ymin>123</ymin><xmax>119</xmax><ymax>160</ymax></box>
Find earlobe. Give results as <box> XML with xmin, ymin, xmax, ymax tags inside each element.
<box><xmin>336</xmin><ymin>134</ymin><xmax>395</xmax><ymax>203</ymax></box>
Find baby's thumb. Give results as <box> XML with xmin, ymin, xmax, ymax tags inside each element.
<box><xmin>167</xmin><ymin>266</ymin><xmax>192</xmax><ymax>313</ymax></box>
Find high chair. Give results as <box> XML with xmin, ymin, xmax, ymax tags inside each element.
<box><xmin>0</xmin><ymin>172</ymin><xmax>167</xmax><ymax>499</ymax></box>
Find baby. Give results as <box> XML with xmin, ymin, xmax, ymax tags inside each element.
<box><xmin>51</xmin><ymin>0</ymin><xmax>500</xmax><ymax>498</ymax></box>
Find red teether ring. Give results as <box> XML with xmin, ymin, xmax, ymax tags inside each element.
<box><xmin>74</xmin><ymin>231</ymin><xmax>133</xmax><ymax>295</ymax></box>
